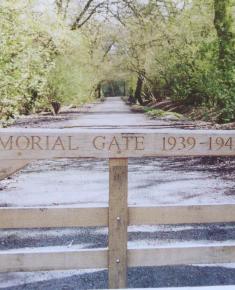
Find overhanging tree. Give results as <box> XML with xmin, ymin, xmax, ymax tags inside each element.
<box><xmin>214</xmin><ymin>0</ymin><xmax>234</xmax><ymax>69</ymax></box>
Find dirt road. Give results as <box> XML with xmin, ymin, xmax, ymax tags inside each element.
<box><xmin>0</xmin><ymin>97</ymin><xmax>235</xmax><ymax>289</ymax></box>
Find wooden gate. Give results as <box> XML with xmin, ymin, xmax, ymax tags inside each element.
<box><xmin>0</xmin><ymin>128</ymin><xmax>235</xmax><ymax>289</ymax></box>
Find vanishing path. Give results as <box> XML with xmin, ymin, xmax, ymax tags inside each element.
<box><xmin>61</xmin><ymin>96</ymin><xmax>173</xmax><ymax>128</ymax></box>
<box><xmin>0</xmin><ymin>97</ymin><xmax>235</xmax><ymax>289</ymax></box>
<box><xmin>10</xmin><ymin>96</ymin><xmax>195</xmax><ymax>129</ymax></box>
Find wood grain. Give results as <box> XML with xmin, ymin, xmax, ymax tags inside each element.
<box><xmin>0</xmin><ymin>160</ymin><xmax>29</xmax><ymax>180</ymax></box>
<box><xmin>2</xmin><ymin>244</ymin><xmax>235</xmax><ymax>273</ymax></box>
<box><xmin>1</xmin><ymin>204</ymin><xmax>235</xmax><ymax>229</ymax></box>
<box><xmin>0</xmin><ymin>248</ymin><xmax>107</xmax><ymax>272</ymax></box>
<box><xmin>129</xmin><ymin>204</ymin><xmax>235</xmax><ymax>225</ymax></box>
<box><xmin>108</xmin><ymin>158</ymin><xmax>128</xmax><ymax>289</ymax></box>
<box><xmin>0</xmin><ymin>129</ymin><xmax>235</xmax><ymax>159</ymax></box>
<box><xmin>0</xmin><ymin>206</ymin><xmax>108</xmax><ymax>228</ymax></box>
<box><xmin>128</xmin><ymin>244</ymin><xmax>235</xmax><ymax>267</ymax></box>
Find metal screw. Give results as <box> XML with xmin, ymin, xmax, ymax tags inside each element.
<box><xmin>116</xmin><ymin>216</ymin><xmax>121</xmax><ymax>221</ymax></box>
<box><xmin>116</xmin><ymin>259</ymin><xmax>120</xmax><ymax>263</ymax></box>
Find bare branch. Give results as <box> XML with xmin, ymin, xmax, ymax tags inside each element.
<box><xmin>72</xmin><ymin>2</ymin><xmax>105</xmax><ymax>30</ymax></box>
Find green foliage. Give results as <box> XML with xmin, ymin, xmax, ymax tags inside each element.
<box><xmin>0</xmin><ymin>1</ymin><xmax>109</xmax><ymax>124</ymax></box>
<box><xmin>114</xmin><ymin>0</ymin><xmax>235</xmax><ymax>123</ymax></box>
<box><xmin>48</xmin><ymin>49</ymin><xmax>96</xmax><ymax>106</ymax></box>
<box><xmin>146</xmin><ymin>109</ymin><xmax>184</xmax><ymax>120</ymax></box>
<box><xmin>0</xmin><ymin>2</ymin><xmax>56</xmax><ymax>122</ymax></box>
<box><xmin>214</xmin><ymin>0</ymin><xmax>234</xmax><ymax>69</ymax></box>
<box><xmin>47</xmin><ymin>23</ymin><xmax>115</xmax><ymax>105</ymax></box>
<box><xmin>102</xmin><ymin>80</ymin><xmax>126</xmax><ymax>97</ymax></box>
<box><xmin>1</xmin><ymin>0</ymin><xmax>234</xmax><ymax>124</ymax></box>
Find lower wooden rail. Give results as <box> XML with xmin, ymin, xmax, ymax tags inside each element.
<box><xmin>1</xmin><ymin>203</ymin><xmax>235</xmax><ymax>287</ymax></box>
<box><xmin>1</xmin><ymin>243</ymin><xmax>235</xmax><ymax>272</ymax></box>
<box><xmin>128</xmin><ymin>243</ymin><xmax>235</xmax><ymax>267</ymax></box>
<box><xmin>0</xmin><ymin>248</ymin><xmax>108</xmax><ymax>272</ymax></box>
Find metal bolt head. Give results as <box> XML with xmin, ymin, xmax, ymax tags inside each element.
<box><xmin>116</xmin><ymin>216</ymin><xmax>121</xmax><ymax>221</ymax></box>
<box><xmin>116</xmin><ymin>259</ymin><xmax>120</xmax><ymax>263</ymax></box>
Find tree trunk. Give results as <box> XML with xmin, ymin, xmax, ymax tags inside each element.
<box><xmin>94</xmin><ymin>83</ymin><xmax>102</xmax><ymax>99</ymax></box>
<box><xmin>51</xmin><ymin>101</ymin><xmax>61</xmax><ymax>115</ymax></box>
<box><xmin>214</xmin><ymin>0</ymin><xmax>234</xmax><ymax>69</ymax></box>
<box><xmin>134</xmin><ymin>73</ymin><xmax>144</xmax><ymax>105</ymax></box>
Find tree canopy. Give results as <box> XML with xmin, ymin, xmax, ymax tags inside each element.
<box><xmin>0</xmin><ymin>0</ymin><xmax>234</xmax><ymax>124</ymax></box>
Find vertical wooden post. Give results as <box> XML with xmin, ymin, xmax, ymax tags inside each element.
<box><xmin>108</xmin><ymin>158</ymin><xmax>128</xmax><ymax>289</ymax></box>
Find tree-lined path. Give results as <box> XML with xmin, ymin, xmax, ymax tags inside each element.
<box><xmin>1</xmin><ymin>0</ymin><xmax>235</xmax><ymax>288</ymax></box>
<box><xmin>11</xmin><ymin>96</ymin><xmax>178</xmax><ymax>129</ymax></box>
<box><xmin>0</xmin><ymin>97</ymin><xmax>235</xmax><ymax>289</ymax></box>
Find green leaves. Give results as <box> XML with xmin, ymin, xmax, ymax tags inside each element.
<box><xmin>0</xmin><ymin>2</ymin><xmax>56</xmax><ymax>120</ymax></box>
<box><xmin>120</xmin><ymin>0</ymin><xmax>235</xmax><ymax>123</ymax></box>
<box><xmin>0</xmin><ymin>0</ymin><xmax>234</xmax><ymax>124</ymax></box>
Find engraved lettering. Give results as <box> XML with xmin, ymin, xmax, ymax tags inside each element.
<box><xmin>178</xmin><ymin>137</ymin><xmax>186</xmax><ymax>150</ymax></box>
<box><xmin>168</xmin><ymin>137</ymin><xmax>177</xmax><ymax>150</ymax></box>
<box><xmin>93</xmin><ymin>136</ymin><xmax>105</xmax><ymax>150</ymax></box>
<box><xmin>31</xmin><ymin>136</ymin><xmax>43</xmax><ymax>150</ymax></box>
<box><xmin>187</xmin><ymin>137</ymin><xmax>196</xmax><ymax>150</ymax></box>
<box><xmin>163</xmin><ymin>136</ymin><xmax>196</xmax><ymax>151</ymax></box>
<box><xmin>51</xmin><ymin>136</ymin><xmax>65</xmax><ymax>150</ymax></box>
<box><xmin>208</xmin><ymin>137</ymin><xmax>233</xmax><ymax>151</ymax></box>
<box><xmin>46</xmin><ymin>136</ymin><xmax>50</xmax><ymax>150</ymax></box>
<box><xmin>0</xmin><ymin>136</ymin><xmax>13</xmax><ymax>150</ymax></box>
<box><xmin>68</xmin><ymin>136</ymin><xmax>79</xmax><ymax>150</ymax></box>
<box><xmin>16</xmin><ymin>136</ymin><xmax>30</xmax><ymax>150</ymax></box>
<box><xmin>163</xmin><ymin>137</ymin><xmax>167</xmax><ymax>151</ymax></box>
<box><xmin>109</xmin><ymin>136</ymin><xmax>121</xmax><ymax>152</ymax></box>
<box><xmin>122</xmin><ymin>136</ymin><xmax>133</xmax><ymax>150</ymax></box>
<box><xmin>135</xmin><ymin>136</ymin><xmax>145</xmax><ymax>150</ymax></box>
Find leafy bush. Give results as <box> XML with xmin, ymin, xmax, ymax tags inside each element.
<box><xmin>146</xmin><ymin>109</ymin><xmax>184</xmax><ymax>120</ymax></box>
<box><xmin>121</xmin><ymin>0</ymin><xmax>234</xmax><ymax>123</ymax></box>
<box><xmin>0</xmin><ymin>2</ymin><xmax>56</xmax><ymax>121</ymax></box>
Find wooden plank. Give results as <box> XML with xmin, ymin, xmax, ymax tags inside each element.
<box><xmin>1</xmin><ymin>204</ymin><xmax>234</xmax><ymax>229</ymax></box>
<box><xmin>0</xmin><ymin>160</ymin><xmax>29</xmax><ymax>180</ymax></box>
<box><xmin>0</xmin><ymin>248</ymin><xmax>107</xmax><ymax>272</ymax></box>
<box><xmin>0</xmin><ymin>206</ymin><xmax>108</xmax><ymax>229</ymax></box>
<box><xmin>108</xmin><ymin>158</ymin><xmax>128</xmax><ymax>289</ymax></box>
<box><xmin>1</xmin><ymin>129</ymin><xmax>235</xmax><ymax>159</ymax></box>
<box><xmin>2</xmin><ymin>204</ymin><xmax>234</xmax><ymax>229</ymax></box>
<box><xmin>128</xmin><ymin>244</ymin><xmax>235</xmax><ymax>267</ymax></box>
<box><xmin>129</xmin><ymin>204</ymin><xmax>235</xmax><ymax>225</ymax></box>
<box><xmin>2</xmin><ymin>244</ymin><xmax>235</xmax><ymax>276</ymax></box>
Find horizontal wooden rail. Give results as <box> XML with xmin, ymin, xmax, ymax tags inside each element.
<box><xmin>128</xmin><ymin>243</ymin><xmax>235</xmax><ymax>267</ymax></box>
<box><xmin>0</xmin><ymin>248</ymin><xmax>108</xmax><ymax>272</ymax></box>
<box><xmin>1</xmin><ymin>243</ymin><xmax>235</xmax><ymax>272</ymax></box>
<box><xmin>1</xmin><ymin>204</ymin><xmax>235</xmax><ymax>229</ymax></box>
<box><xmin>0</xmin><ymin>129</ymin><xmax>235</xmax><ymax>159</ymax></box>
<box><xmin>129</xmin><ymin>204</ymin><xmax>235</xmax><ymax>225</ymax></box>
<box><xmin>0</xmin><ymin>206</ymin><xmax>108</xmax><ymax>228</ymax></box>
